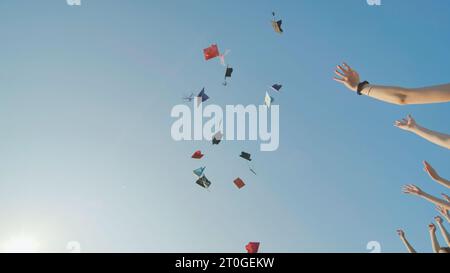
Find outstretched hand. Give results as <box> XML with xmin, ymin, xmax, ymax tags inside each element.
<box><xmin>395</xmin><ymin>115</ymin><xmax>417</xmax><ymax>132</ymax></box>
<box><xmin>334</xmin><ymin>63</ymin><xmax>360</xmax><ymax>92</ymax></box>
<box><xmin>402</xmin><ymin>184</ymin><xmax>423</xmax><ymax>196</ymax></box>
<box><xmin>435</xmin><ymin>216</ymin><xmax>443</xmax><ymax>224</ymax></box>
<box><xmin>397</xmin><ymin>229</ymin><xmax>405</xmax><ymax>238</ymax></box>
<box><xmin>423</xmin><ymin>161</ymin><xmax>442</xmax><ymax>181</ymax></box>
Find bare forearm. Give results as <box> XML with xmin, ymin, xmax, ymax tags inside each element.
<box><xmin>400</xmin><ymin>237</ymin><xmax>417</xmax><ymax>253</ymax></box>
<box><xmin>434</xmin><ymin>177</ymin><xmax>450</xmax><ymax>189</ymax></box>
<box><xmin>361</xmin><ymin>83</ymin><xmax>450</xmax><ymax>105</ymax></box>
<box><xmin>430</xmin><ymin>232</ymin><xmax>440</xmax><ymax>253</ymax></box>
<box><xmin>421</xmin><ymin>192</ymin><xmax>450</xmax><ymax>210</ymax></box>
<box><xmin>445</xmin><ymin>213</ymin><xmax>450</xmax><ymax>224</ymax></box>
<box><xmin>437</xmin><ymin>223</ymin><xmax>450</xmax><ymax>247</ymax></box>
<box><xmin>411</xmin><ymin>125</ymin><xmax>450</xmax><ymax>150</ymax></box>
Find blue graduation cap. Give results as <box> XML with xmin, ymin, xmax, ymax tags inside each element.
<box><xmin>271</xmin><ymin>84</ymin><xmax>282</xmax><ymax>92</ymax></box>
<box><xmin>197</xmin><ymin>88</ymin><xmax>209</xmax><ymax>104</ymax></box>
<box><xmin>193</xmin><ymin>167</ymin><xmax>206</xmax><ymax>177</ymax></box>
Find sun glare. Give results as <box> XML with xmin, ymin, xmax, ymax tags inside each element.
<box><xmin>1</xmin><ymin>235</ymin><xmax>39</xmax><ymax>253</ymax></box>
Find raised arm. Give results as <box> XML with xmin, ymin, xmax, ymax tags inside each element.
<box><xmin>436</xmin><ymin>206</ymin><xmax>450</xmax><ymax>223</ymax></box>
<box><xmin>435</xmin><ymin>216</ymin><xmax>450</xmax><ymax>247</ymax></box>
<box><xmin>402</xmin><ymin>184</ymin><xmax>450</xmax><ymax>210</ymax></box>
<box><xmin>395</xmin><ymin>115</ymin><xmax>450</xmax><ymax>150</ymax></box>
<box><xmin>334</xmin><ymin>63</ymin><xmax>450</xmax><ymax>105</ymax></box>
<box><xmin>423</xmin><ymin>161</ymin><xmax>450</xmax><ymax>189</ymax></box>
<box><xmin>396</xmin><ymin>229</ymin><xmax>417</xmax><ymax>253</ymax></box>
<box><xmin>429</xmin><ymin>224</ymin><xmax>441</xmax><ymax>253</ymax></box>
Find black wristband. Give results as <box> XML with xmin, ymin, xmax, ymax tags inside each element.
<box><xmin>357</xmin><ymin>81</ymin><xmax>369</xmax><ymax>95</ymax></box>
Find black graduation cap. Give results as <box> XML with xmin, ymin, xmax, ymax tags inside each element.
<box><xmin>212</xmin><ymin>131</ymin><xmax>222</xmax><ymax>145</ymax></box>
<box><xmin>271</xmin><ymin>12</ymin><xmax>283</xmax><ymax>34</ymax></box>
<box><xmin>240</xmin><ymin>151</ymin><xmax>252</xmax><ymax>161</ymax></box>
<box><xmin>271</xmin><ymin>84</ymin><xmax>282</xmax><ymax>92</ymax></box>
<box><xmin>196</xmin><ymin>175</ymin><xmax>211</xmax><ymax>189</ymax></box>
<box><xmin>223</xmin><ymin>66</ymin><xmax>233</xmax><ymax>86</ymax></box>
<box><xmin>197</xmin><ymin>88</ymin><xmax>209</xmax><ymax>103</ymax></box>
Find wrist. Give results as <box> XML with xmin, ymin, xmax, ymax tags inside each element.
<box><xmin>357</xmin><ymin>81</ymin><xmax>370</xmax><ymax>95</ymax></box>
<box><xmin>409</xmin><ymin>124</ymin><xmax>421</xmax><ymax>133</ymax></box>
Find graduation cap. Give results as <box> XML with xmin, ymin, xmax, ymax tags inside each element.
<box><xmin>196</xmin><ymin>175</ymin><xmax>211</xmax><ymax>189</ymax></box>
<box><xmin>271</xmin><ymin>12</ymin><xmax>283</xmax><ymax>34</ymax></box>
<box><xmin>246</xmin><ymin>242</ymin><xmax>260</xmax><ymax>254</ymax></box>
<box><xmin>193</xmin><ymin>167</ymin><xmax>206</xmax><ymax>177</ymax></box>
<box><xmin>223</xmin><ymin>66</ymin><xmax>233</xmax><ymax>86</ymax></box>
<box><xmin>271</xmin><ymin>84</ymin><xmax>282</xmax><ymax>92</ymax></box>
<box><xmin>234</xmin><ymin>177</ymin><xmax>245</xmax><ymax>189</ymax></box>
<box><xmin>240</xmin><ymin>151</ymin><xmax>252</xmax><ymax>161</ymax></box>
<box><xmin>212</xmin><ymin>131</ymin><xmax>223</xmax><ymax>145</ymax></box>
<box><xmin>197</xmin><ymin>88</ymin><xmax>209</xmax><ymax>106</ymax></box>
<box><xmin>191</xmin><ymin>150</ymin><xmax>204</xmax><ymax>159</ymax></box>
<box><xmin>264</xmin><ymin>92</ymin><xmax>274</xmax><ymax>108</ymax></box>
<box><xmin>203</xmin><ymin>44</ymin><xmax>220</xmax><ymax>60</ymax></box>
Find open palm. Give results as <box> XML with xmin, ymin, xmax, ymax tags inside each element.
<box><xmin>334</xmin><ymin>63</ymin><xmax>360</xmax><ymax>92</ymax></box>
<box><xmin>395</xmin><ymin>115</ymin><xmax>417</xmax><ymax>132</ymax></box>
<box><xmin>402</xmin><ymin>184</ymin><xmax>423</xmax><ymax>196</ymax></box>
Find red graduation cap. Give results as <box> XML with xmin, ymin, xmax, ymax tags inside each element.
<box><xmin>192</xmin><ymin>150</ymin><xmax>204</xmax><ymax>159</ymax></box>
<box><xmin>246</xmin><ymin>242</ymin><xmax>260</xmax><ymax>254</ymax></box>
<box><xmin>234</xmin><ymin>177</ymin><xmax>245</xmax><ymax>189</ymax></box>
<box><xmin>203</xmin><ymin>44</ymin><xmax>220</xmax><ymax>61</ymax></box>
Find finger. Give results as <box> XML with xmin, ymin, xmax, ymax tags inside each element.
<box><xmin>333</xmin><ymin>77</ymin><xmax>344</xmax><ymax>83</ymax></box>
<box><xmin>337</xmin><ymin>65</ymin><xmax>349</xmax><ymax>74</ymax></box>
<box><xmin>335</xmin><ymin>70</ymin><xmax>345</xmax><ymax>78</ymax></box>
<box><xmin>343</xmin><ymin>63</ymin><xmax>352</xmax><ymax>72</ymax></box>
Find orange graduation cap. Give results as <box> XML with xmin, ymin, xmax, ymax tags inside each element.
<box><xmin>192</xmin><ymin>150</ymin><xmax>204</xmax><ymax>159</ymax></box>
<box><xmin>246</xmin><ymin>242</ymin><xmax>260</xmax><ymax>254</ymax></box>
<box><xmin>234</xmin><ymin>177</ymin><xmax>245</xmax><ymax>189</ymax></box>
<box><xmin>203</xmin><ymin>44</ymin><xmax>220</xmax><ymax>61</ymax></box>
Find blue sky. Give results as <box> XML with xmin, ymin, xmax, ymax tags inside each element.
<box><xmin>0</xmin><ymin>0</ymin><xmax>449</xmax><ymax>253</ymax></box>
